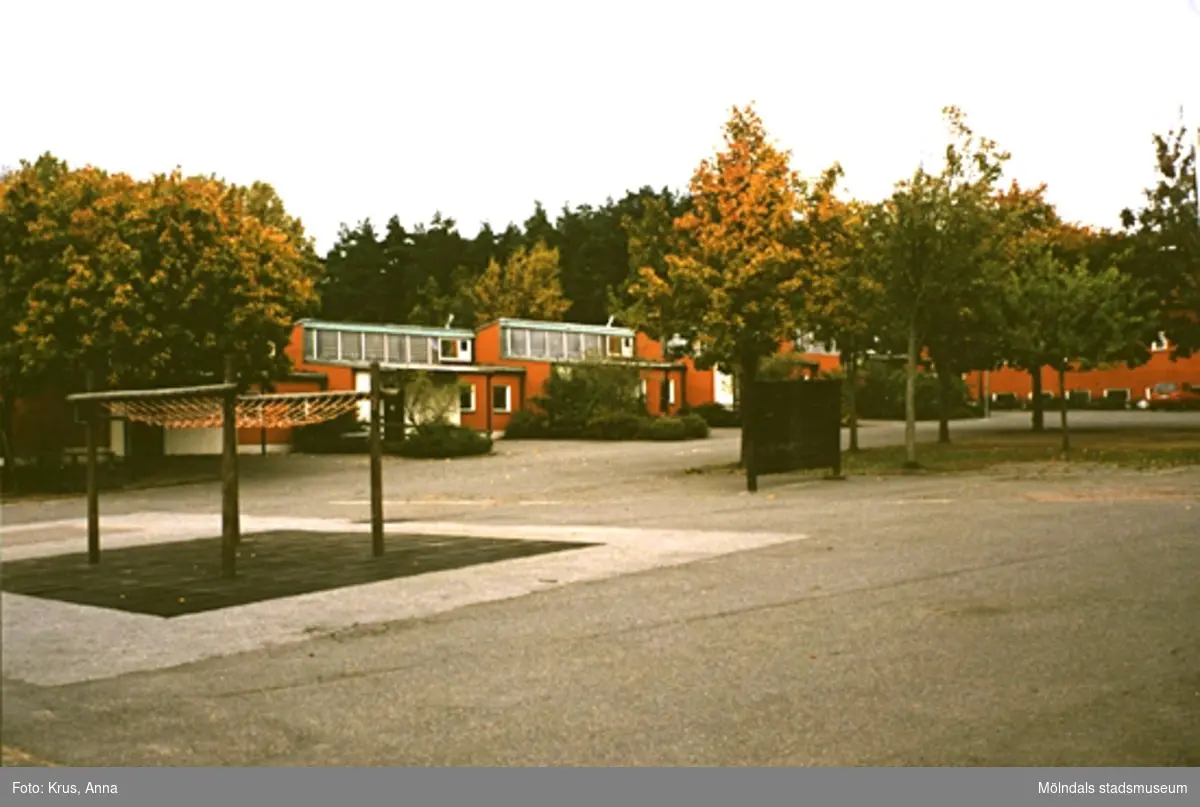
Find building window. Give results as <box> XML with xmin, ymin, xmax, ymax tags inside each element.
<box><xmin>410</xmin><ymin>337</ymin><xmax>429</xmax><ymax>363</ymax></box>
<box><xmin>567</xmin><ymin>332</ymin><xmax>583</xmax><ymax>360</ymax></box>
<box><xmin>459</xmin><ymin>339</ymin><xmax>470</xmax><ymax>353</ymax></box>
<box><xmin>459</xmin><ymin>384</ymin><xmax>476</xmax><ymax>413</ymax></box>
<box><xmin>506</xmin><ymin>328</ymin><xmax>531</xmax><ymax>358</ymax></box>
<box><xmin>440</xmin><ymin>339</ymin><xmax>459</xmax><ymax>360</ymax></box>
<box><xmin>608</xmin><ymin>335</ymin><xmax>623</xmax><ymax>356</ymax></box>
<box><xmin>548</xmin><ymin>332</ymin><xmax>566</xmax><ymax>359</ymax></box>
<box><xmin>365</xmin><ymin>333</ymin><xmax>386</xmax><ymax>362</ymax></box>
<box><xmin>493</xmin><ymin>384</ymin><xmax>512</xmax><ymax>413</ymax></box>
<box><xmin>386</xmin><ymin>334</ymin><xmax>405</xmax><ymax>363</ymax></box>
<box><xmin>340</xmin><ymin>330</ymin><xmax>364</xmax><ymax>361</ymax></box>
<box><xmin>531</xmin><ymin>330</ymin><xmax>547</xmax><ymax>357</ymax></box>
<box><xmin>316</xmin><ymin>330</ymin><xmax>339</xmax><ymax>361</ymax></box>
<box><xmin>583</xmin><ymin>334</ymin><xmax>604</xmax><ymax>357</ymax></box>
<box><xmin>1104</xmin><ymin>388</ymin><xmax>1130</xmax><ymax>404</ymax></box>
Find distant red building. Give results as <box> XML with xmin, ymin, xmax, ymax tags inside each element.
<box><xmin>963</xmin><ymin>337</ymin><xmax>1200</xmax><ymax>406</ymax></box>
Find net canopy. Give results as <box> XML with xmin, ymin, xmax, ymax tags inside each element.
<box><xmin>70</xmin><ymin>386</ymin><xmax>370</xmax><ymax>430</ymax></box>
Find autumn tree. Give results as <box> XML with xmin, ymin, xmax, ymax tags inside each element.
<box><xmin>624</xmin><ymin>103</ymin><xmax>833</xmax><ymax>469</ymax></box>
<box><xmin>0</xmin><ymin>154</ymin><xmax>321</xmax><ymax>477</ymax></box>
<box><xmin>1120</xmin><ymin>123</ymin><xmax>1199</xmax><ymax>356</ymax></box>
<box><xmin>470</xmin><ymin>240</ymin><xmax>570</xmax><ymax>323</ymax></box>
<box><xmin>869</xmin><ymin>107</ymin><xmax>1009</xmax><ymax>466</ymax></box>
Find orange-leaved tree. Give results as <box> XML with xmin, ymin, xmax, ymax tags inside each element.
<box><xmin>0</xmin><ymin>154</ymin><xmax>322</xmax><ymax>483</ymax></box>
<box><xmin>624</xmin><ymin>103</ymin><xmax>838</xmax><ymax>468</ymax></box>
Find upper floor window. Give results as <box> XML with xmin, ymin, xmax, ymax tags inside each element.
<box><xmin>503</xmin><ymin>326</ymin><xmax>633</xmax><ymax>361</ymax></box>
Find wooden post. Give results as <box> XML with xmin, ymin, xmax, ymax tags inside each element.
<box><xmin>260</xmin><ymin>371</ymin><xmax>269</xmax><ymax>455</ymax></box>
<box><xmin>85</xmin><ymin>370</ymin><xmax>100</xmax><ymax>565</ymax></box>
<box><xmin>369</xmin><ymin>362</ymin><xmax>384</xmax><ymax>557</ymax></box>
<box><xmin>221</xmin><ymin>355</ymin><xmax>240</xmax><ymax>578</ymax></box>
<box><xmin>485</xmin><ymin>375</ymin><xmax>493</xmax><ymax>437</ymax></box>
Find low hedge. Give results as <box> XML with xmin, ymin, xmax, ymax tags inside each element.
<box><xmin>391</xmin><ymin>423</ymin><xmax>493</xmax><ymax>459</ymax></box>
<box><xmin>503</xmin><ymin>411</ymin><xmax>709</xmax><ymax>442</ymax></box>
<box><xmin>583</xmin><ymin>413</ymin><xmax>644</xmax><ymax>440</ymax></box>
<box><xmin>685</xmin><ymin>403</ymin><xmax>741</xmax><ymax>428</ymax></box>
<box><xmin>680</xmin><ymin>413</ymin><xmax>710</xmax><ymax>439</ymax></box>
<box><xmin>636</xmin><ymin>416</ymin><xmax>690</xmax><ymax>441</ymax></box>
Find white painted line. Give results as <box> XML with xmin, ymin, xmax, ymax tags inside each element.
<box><xmin>0</xmin><ymin>518</ymin><xmax>93</xmax><ymax>536</ymax></box>
<box><xmin>328</xmin><ymin>499</ymin><xmax>499</xmax><ymax>507</ymax></box>
<box><xmin>885</xmin><ymin>499</ymin><xmax>955</xmax><ymax>505</ymax></box>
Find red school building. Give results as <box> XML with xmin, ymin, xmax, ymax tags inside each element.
<box><xmin>287</xmin><ymin>317</ymin><xmax>731</xmax><ymax>437</ymax></box>
<box><xmin>962</xmin><ymin>339</ymin><xmax>1200</xmax><ymax>406</ymax></box>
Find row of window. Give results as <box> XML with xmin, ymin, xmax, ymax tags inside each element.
<box><xmin>993</xmin><ymin>389</ymin><xmax>1130</xmax><ymax>401</ymax></box>
<box><xmin>305</xmin><ymin>329</ymin><xmax>472</xmax><ymax>365</ymax></box>
<box><xmin>502</xmin><ymin>327</ymin><xmax>634</xmax><ymax>361</ymax></box>
<box><xmin>454</xmin><ymin>379</ymin><xmax>676</xmax><ymax>415</ymax></box>
<box><xmin>459</xmin><ymin>384</ymin><xmax>511</xmax><ymax>414</ymax></box>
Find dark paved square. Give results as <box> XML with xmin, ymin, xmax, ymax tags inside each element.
<box><xmin>0</xmin><ymin>531</ymin><xmax>596</xmax><ymax>618</ymax></box>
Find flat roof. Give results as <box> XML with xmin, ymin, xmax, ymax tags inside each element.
<box><xmin>311</xmin><ymin>359</ymin><xmax>526</xmax><ymax>375</ymax></box>
<box><xmin>298</xmin><ymin>318</ymin><xmax>475</xmax><ymax>340</ymax></box>
<box><xmin>496</xmin><ymin>318</ymin><xmax>636</xmax><ymax>337</ymax></box>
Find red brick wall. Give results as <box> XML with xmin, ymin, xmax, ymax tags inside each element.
<box><xmin>964</xmin><ymin>352</ymin><xmax>1200</xmax><ymax>403</ymax></box>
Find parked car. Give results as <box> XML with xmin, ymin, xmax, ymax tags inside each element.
<box><xmin>1145</xmin><ymin>382</ymin><xmax>1200</xmax><ymax>410</ymax></box>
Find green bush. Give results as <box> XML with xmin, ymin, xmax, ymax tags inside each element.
<box><xmin>535</xmin><ymin>362</ymin><xmax>646</xmax><ymax>434</ymax></box>
<box><xmin>392</xmin><ymin>423</ymin><xmax>493</xmax><ymax>458</ymax></box>
<box><xmin>853</xmin><ymin>362</ymin><xmax>972</xmax><ymax>421</ymax></box>
<box><xmin>502</xmin><ymin>409</ymin><xmax>552</xmax><ymax>439</ymax></box>
<box><xmin>637</xmin><ymin>417</ymin><xmax>690</xmax><ymax>441</ymax></box>
<box><xmin>687</xmin><ymin>402</ymin><xmax>741</xmax><ymax>428</ymax></box>
<box><xmin>583</xmin><ymin>413</ymin><xmax>644</xmax><ymax>440</ymax></box>
<box><xmin>680</xmin><ymin>413</ymin><xmax>710</xmax><ymax>439</ymax></box>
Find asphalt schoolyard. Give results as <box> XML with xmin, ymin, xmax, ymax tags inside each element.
<box><xmin>2</xmin><ymin>411</ymin><xmax>1198</xmax><ymax>766</ymax></box>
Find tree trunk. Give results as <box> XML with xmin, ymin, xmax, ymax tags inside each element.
<box><xmin>904</xmin><ymin>320</ymin><xmax>919</xmax><ymax>468</ymax></box>
<box><xmin>738</xmin><ymin>356</ymin><xmax>758</xmax><ymax>471</ymax></box>
<box><xmin>0</xmin><ymin>395</ymin><xmax>16</xmax><ymax>494</ymax></box>
<box><xmin>1030</xmin><ymin>369</ymin><xmax>1044</xmax><ymax>432</ymax></box>
<box><xmin>1058</xmin><ymin>367</ymin><xmax>1070</xmax><ymax>455</ymax></box>
<box><xmin>846</xmin><ymin>348</ymin><xmax>860</xmax><ymax>453</ymax></box>
<box><xmin>936</xmin><ymin>364</ymin><xmax>953</xmax><ymax>444</ymax></box>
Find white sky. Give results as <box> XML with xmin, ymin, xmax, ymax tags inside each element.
<box><xmin>3</xmin><ymin>0</ymin><xmax>1198</xmax><ymax>253</ymax></box>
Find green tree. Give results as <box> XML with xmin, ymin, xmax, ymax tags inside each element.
<box><xmin>1003</xmin><ymin>253</ymin><xmax>1154</xmax><ymax>452</ymax></box>
<box><xmin>801</xmin><ymin>168</ymin><xmax>882</xmax><ymax>451</ymax></box>
<box><xmin>870</xmin><ymin>107</ymin><xmax>1009</xmax><ymax>466</ymax></box>
<box><xmin>470</xmin><ymin>240</ymin><xmax>571</xmax><ymax>323</ymax></box>
<box><xmin>317</xmin><ymin>219</ymin><xmax>393</xmax><ymax>323</ymax></box>
<box><xmin>1120</xmin><ymin>123</ymin><xmax>1199</xmax><ymax>357</ymax></box>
